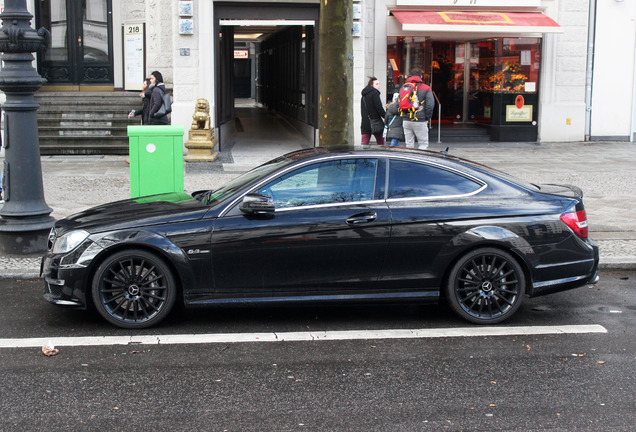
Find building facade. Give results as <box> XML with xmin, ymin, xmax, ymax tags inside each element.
<box><xmin>2</xmin><ymin>0</ymin><xmax>635</xmax><ymax>151</ymax></box>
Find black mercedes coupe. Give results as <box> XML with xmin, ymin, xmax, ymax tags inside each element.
<box><xmin>42</xmin><ymin>147</ymin><xmax>599</xmax><ymax>328</ymax></box>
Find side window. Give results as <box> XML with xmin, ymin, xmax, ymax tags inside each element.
<box><xmin>388</xmin><ymin>160</ymin><xmax>482</xmax><ymax>199</ymax></box>
<box><xmin>257</xmin><ymin>158</ymin><xmax>378</xmax><ymax>208</ymax></box>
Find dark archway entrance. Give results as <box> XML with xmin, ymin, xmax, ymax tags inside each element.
<box><xmin>214</xmin><ymin>3</ymin><xmax>320</xmax><ymax>150</ymax></box>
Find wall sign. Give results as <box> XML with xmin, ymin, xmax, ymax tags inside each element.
<box><xmin>234</xmin><ymin>50</ymin><xmax>249</xmax><ymax>59</ymax></box>
<box><xmin>179</xmin><ymin>19</ymin><xmax>194</xmax><ymax>35</ymax></box>
<box><xmin>178</xmin><ymin>1</ymin><xmax>193</xmax><ymax>17</ymax></box>
<box><xmin>123</xmin><ymin>23</ymin><xmax>145</xmax><ymax>91</ymax></box>
<box><xmin>506</xmin><ymin>104</ymin><xmax>533</xmax><ymax>122</ymax></box>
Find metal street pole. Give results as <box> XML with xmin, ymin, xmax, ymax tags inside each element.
<box><xmin>0</xmin><ymin>0</ymin><xmax>54</xmax><ymax>256</ymax></box>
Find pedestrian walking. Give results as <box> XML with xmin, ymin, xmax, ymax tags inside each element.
<box><xmin>360</xmin><ymin>76</ymin><xmax>386</xmax><ymax>146</ymax></box>
<box><xmin>128</xmin><ymin>78</ymin><xmax>152</xmax><ymax>125</ymax></box>
<box><xmin>148</xmin><ymin>70</ymin><xmax>170</xmax><ymax>125</ymax></box>
<box><xmin>400</xmin><ymin>68</ymin><xmax>434</xmax><ymax>149</ymax></box>
<box><xmin>385</xmin><ymin>94</ymin><xmax>404</xmax><ymax>146</ymax></box>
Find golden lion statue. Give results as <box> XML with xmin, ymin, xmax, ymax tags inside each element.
<box><xmin>191</xmin><ymin>98</ymin><xmax>210</xmax><ymax>130</ymax></box>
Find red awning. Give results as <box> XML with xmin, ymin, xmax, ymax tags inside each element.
<box><xmin>392</xmin><ymin>11</ymin><xmax>562</xmax><ymax>34</ymax></box>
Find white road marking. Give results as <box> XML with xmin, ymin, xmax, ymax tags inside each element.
<box><xmin>0</xmin><ymin>324</ymin><xmax>607</xmax><ymax>349</ymax></box>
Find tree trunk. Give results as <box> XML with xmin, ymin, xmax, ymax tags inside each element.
<box><xmin>318</xmin><ymin>0</ymin><xmax>353</xmax><ymax>150</ymax></box>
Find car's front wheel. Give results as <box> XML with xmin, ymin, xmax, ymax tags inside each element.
<box><xmin>446</xmin><ymin>248</ymin><xmax>526</xmax><ymax>324</ymax></box>
<box><xmin>91</xmin><ymin>249</ymin><xmax>176</xmax><ymax>329</ymax></box>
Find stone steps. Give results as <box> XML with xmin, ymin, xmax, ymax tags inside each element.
<box><xmin>35</xmin><ymin>92</ymin><xmax>147</xmax><ymax>155</ymax></box>
<box><xmin>429</xmin><ymin>124</ymin><xmax>491</xmax><ymax>143</ymax></box>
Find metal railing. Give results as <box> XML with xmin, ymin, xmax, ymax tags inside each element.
<box><xmin>432</xmin><ymin>90</ymin><xmax>442</xmax><ymax>143</ymax></box>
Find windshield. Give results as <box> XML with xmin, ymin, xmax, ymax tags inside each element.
<box><xmin>195</xmin><ymin>158</ymin><xmax>290</xmax><ymax>207</ymax></box>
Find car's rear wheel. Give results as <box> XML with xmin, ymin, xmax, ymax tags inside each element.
<box><xmin>91</xmin><ymin>249</ymin><xmax>176</xmax><ymax>329</ymax></box>
<box><xmin>446</xmin><ymin>248</ymin><xmax>525</xmax><ymax>324</ymax></box>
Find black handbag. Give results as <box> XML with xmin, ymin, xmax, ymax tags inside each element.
<box><xmin>363</xmin><ymin>97</ymin><xmax>384</xmax><ymax>134</ymax></box>
<box><xmin>370</xmin><ymin>117</ymin><xmax>384</xmax><ymax>135</ymax></box>
<box><xmin>154</xmin><ymin>92</ymin><xmax>172</xmax><ymax>118</ymax></box>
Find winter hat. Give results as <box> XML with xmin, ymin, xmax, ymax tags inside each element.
<box><xmin>151</xmin><ymin>71</ymin><xmax>164</xmax><ymax>83</ymax></box>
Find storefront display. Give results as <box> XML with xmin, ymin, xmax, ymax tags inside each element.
<box><xmin>387</xmin><ymin>36</ymin><xmax>541</xmax><ymax>141</ymax></box>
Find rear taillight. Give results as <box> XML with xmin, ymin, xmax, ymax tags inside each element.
<box><xmin>560</xmin><ymin>209</ymin><xmax>588</xmax><ymax>238</ymax></box>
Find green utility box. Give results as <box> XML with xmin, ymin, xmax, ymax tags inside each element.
<box><xmin>128</xmin><ymin>125</ymin><xmax>185</xmax><ymax>198</ymax></box>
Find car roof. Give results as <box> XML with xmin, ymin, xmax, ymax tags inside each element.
<box><xmin>270</xmin><ymin>146</ymin><xmax>537</xmax><ymax>191</ymax></box>
<box><xmin>274</xmin><ymin>146</ymin><xmax>473</xmax><ymax>169</ymax></box>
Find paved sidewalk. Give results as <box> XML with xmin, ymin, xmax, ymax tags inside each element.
<box><xmin>1</xmin><ymin>140</ymin><xmax>635</xmax><ymax>277</ymax></box>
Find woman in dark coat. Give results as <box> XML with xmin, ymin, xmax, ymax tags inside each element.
<box><xmin>148</xmin><ymin>70</ymin><xmax>170</xmax><ymax>125</ymax></box>
<box><xmin>360</xmin><ymin>76</ymin><xmax>386</xmax><ymax>145</ymax></box>
<box><xmin>128</xmin><ymin>78</ymin><xmax>152</xmax><ymax>124</ymax></box>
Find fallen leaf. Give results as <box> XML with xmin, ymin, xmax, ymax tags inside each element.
<box><xmin>42</xmin><ymin>345</ymin><xmax>59</xmax><ymax>356</ymax></box>
<box><xmin>597</xmin><ymin>361</ymin><xmax>605</xmax><ymax>364</ymax></box>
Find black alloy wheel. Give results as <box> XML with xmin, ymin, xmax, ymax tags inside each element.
<box><xmin>92</xmin><ymin>249</ymin><xmax>176</xmax><ymax>329</ymax></box>
<box><xmin>446</xmin><ymin>248</ymin><xmax>526</xmax><ymax>324</ymax></box>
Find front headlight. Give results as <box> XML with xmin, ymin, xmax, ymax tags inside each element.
<box><xmin>52</xmin><ymin>229</ymin><xmax>90</xmax><ymax>254</ymax></box>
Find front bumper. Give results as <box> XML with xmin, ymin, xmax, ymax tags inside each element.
<box><xmin>41</xmin><ymin>248</ymin><xmax>95</xmax><ymax>309</ymax></box>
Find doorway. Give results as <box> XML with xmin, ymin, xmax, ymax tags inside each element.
<box><xmin>36</xmin><ymin>0</ymin><xmax>113</xmax><ymax>88</ymax></box>
<box><xmin>387</xmin><ymin>38</ymin><xmax>481</xmax><ymax>125</ymax></box>
<box><xmin>424</xmin><ymin>41</ymin><xmax>481</xmax><ymax>124</ymax></box>
<box><xmin>214</xmin><ymin>3</ymin><xmax>320</xmax><ymax>150</ymax></box>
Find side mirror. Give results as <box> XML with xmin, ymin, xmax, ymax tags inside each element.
<box><xmin>239</xmin><ymin>193</ymin><xmax>275</xmax><ymax>215</ymax></box>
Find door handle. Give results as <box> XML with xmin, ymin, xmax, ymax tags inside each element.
<box><xmin>346</xmin><ymin>212</ymin><xmax>377</xmax><ymax>225</ymax></box>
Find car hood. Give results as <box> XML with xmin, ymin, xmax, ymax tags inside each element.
<box><xmin>54</xmin><ymin>192</ymin><xmax>210</xmax><ymax>234</ymax></box>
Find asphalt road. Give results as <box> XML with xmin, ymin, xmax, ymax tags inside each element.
<box><xmin>0</xmin><ymin>270</ymin><xmax>634</xmax><ymax>431</ymax></box>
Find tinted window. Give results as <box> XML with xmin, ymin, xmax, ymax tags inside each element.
<box><xmin>388</xmin><ymin>160</ymin><xmax>482</xmax><ymax>199</ymax></box>
<box><xmin>258</xmin><ymin>158</ymin><xmax>378</xmax><ymax>208</ymax></box>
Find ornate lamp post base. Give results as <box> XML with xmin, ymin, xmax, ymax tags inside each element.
<box><xmin>0</xmin><ymin>218</ymin><xmax>55</xmax><ymax>256</ymax></box>
<box><xmin>0</xmin><ymin>0</ymin><xmax>55</xmax><ymax>256</ymax></box>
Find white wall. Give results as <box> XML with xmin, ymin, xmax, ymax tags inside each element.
<box><xmin>590</xmin><ymin>0</ymin><xmax>636</xmax><ymax>140</ymax></box>
<box><xmin>535</xmin><ymin>0</ymin><xmax>588</xmax><ymax>142</ymax></box>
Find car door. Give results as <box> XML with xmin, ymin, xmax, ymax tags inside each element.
<box><xmin>381</xmin><ymin>157</ymin><xmax>487</xmax><ymax>289</ymax></box>
<box><xmin>210</xmin><ymin>157</ymin><xmax>391</xmax><ymax>298</ymax></box>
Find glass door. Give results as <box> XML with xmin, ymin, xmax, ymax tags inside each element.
<box><xmin>429</xmin><ymin>41</ymin><xmax>466</xmax><ymax>123</ymax></box>
<box><xmin>37</xmin><ymin>0</ymin><xmax>113</xmax><ymax>86</ymax></box>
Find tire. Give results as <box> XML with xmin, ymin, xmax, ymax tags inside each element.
<box><xmin>91</xmin><ymin>249</ymin><xmax>176</xmax><ymax>329</ymax></box>
<box><xmin>446</xmin><ymin>248</ymin><xmax>526</xmax><ymax>324</ymax></box>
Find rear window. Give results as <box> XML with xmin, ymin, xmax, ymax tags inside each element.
<box><xmin>388</xmin><ymin>160</ymin><xmax>483</xmax><ymax>199</ymax></box>
<box><xmin>452</xmin><ymin>158</ymin><xmax>540</xmax><ymax>191</ymax></box>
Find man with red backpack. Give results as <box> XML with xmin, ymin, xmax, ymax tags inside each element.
<box><xmin>399</xmin><ymin>68</ymin><xmax>434</xmax><ymax>149</ymax></box>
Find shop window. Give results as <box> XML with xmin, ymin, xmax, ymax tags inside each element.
<box><xmin>386</xmin><ymin>37</ymin><xmax>541</xmax><ymax>124</ymax></box>
<box><xmin>477</xmin><ymin>38</ymin><xmax>541</xmax><ymax>94</ymax></box>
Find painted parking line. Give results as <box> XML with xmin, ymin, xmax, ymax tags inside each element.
<box><xmin>0</xmin><ymin>324</ymin><xmax>607</xmax><ymax>349</ymax></box>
